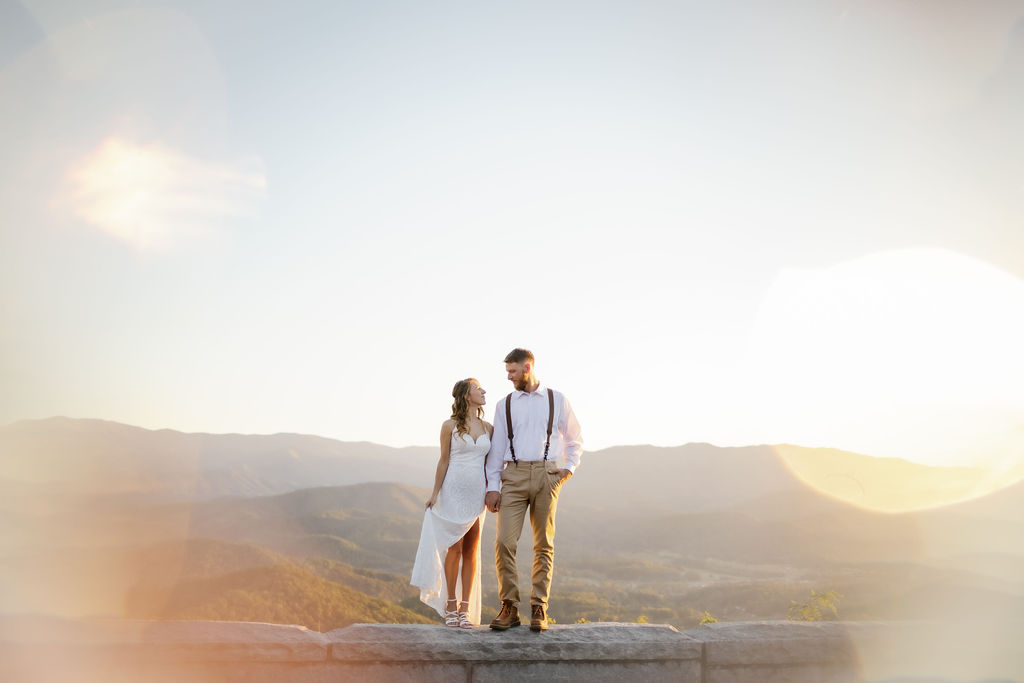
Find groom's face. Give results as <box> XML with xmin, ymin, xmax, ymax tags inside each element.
<box><xmin>506</xmin><ymin>361</ymin><xmax>530</xmax><ymax>391</ymax></box>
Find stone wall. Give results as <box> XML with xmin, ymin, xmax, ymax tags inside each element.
<box><xmin>1</xmin><ymin>616</ymin><xmax>1020</xmax><ymax>683</ymax></box>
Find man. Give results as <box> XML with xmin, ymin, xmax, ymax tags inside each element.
<box><xmin>484</xmin><ymin>348</ymin><xmax>583</xmax><ymax>631</ymax></box>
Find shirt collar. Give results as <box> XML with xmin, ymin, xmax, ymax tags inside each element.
<box><xmin>514</xmin><ymin>383</ymin><xmax>546</xmax><ymax>398</ymax></box>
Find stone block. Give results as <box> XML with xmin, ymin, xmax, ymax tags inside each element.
<box><xmin>473</xmin><ymin>660</ymin><xmax>701</xmax><ymax>683</ymax></box>
<box><xmin>692</xmin><ymin>621</ymin><xmax>858</xmax><ymax>666</ymax></box>
<box><xmin>328</xmin><ymin>622</ymin><xmax>701</xmax><ymax>663</ymax></box>
<box><xmin>705</xmin><ymin>663</ymin><xmax>860</xmax><ymax>683</ymax></box>
<box><xmin>0</xmin><ymin>615</ymin><xmax>328</xmax><ymax>664</ymax></box>
<box><xmin>318</xmin><ymin>663</ymin><xmax>468</xmax><ymax>683</ymax></box>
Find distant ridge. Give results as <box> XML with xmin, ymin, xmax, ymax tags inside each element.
<box><xmin>0</xmin><ymin>416</ymin><xmax>438</xmax><ymax>501</ymax></box>
<box><xmin>2</xmin><ymin>417</ymin><xmax>1016</xmax><ymax>513</ymax></box>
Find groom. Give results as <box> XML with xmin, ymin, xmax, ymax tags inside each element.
<box><xmin>484</xmin><ymin>348</ymin><xmax>583</xmax><ymax>631</ymax></box>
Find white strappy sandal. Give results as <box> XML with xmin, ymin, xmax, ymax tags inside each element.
<box><xmin>444</xmin><ymin>598</ymin><xmax>459</xmax><ymax>627</ymax></box>
<box><xmin>457</xmin><ymin>601</ymin><xmax>473</xmax><ymax>629</ymax></box>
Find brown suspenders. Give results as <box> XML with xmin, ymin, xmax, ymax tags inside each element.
<box><xmin>505</xmin><ymin>388</ymin><xmax>554</xmax><ymax>464</ymax></box>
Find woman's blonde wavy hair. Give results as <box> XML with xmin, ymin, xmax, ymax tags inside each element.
<box><xmin>451</xmin><ymin>378</ymin><xmax>484</xmax><ymax>436</ymax></box>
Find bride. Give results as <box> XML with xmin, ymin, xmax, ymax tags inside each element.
<box><xmin>410</xmin><ymin>378</ymin><xmax>491</xmax><ymax>628</ymax></box>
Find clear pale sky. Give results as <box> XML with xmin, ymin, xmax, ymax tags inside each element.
<box><xmin>2</xmin><ymin>1</ymin><xmax>1023</xmax><ymax>471</ymax></box>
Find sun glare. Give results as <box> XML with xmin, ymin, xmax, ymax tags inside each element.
<box><xmin>740</xmin><ymin>248</ymin><xmax>1024</xmax><ymax>509</ymax></box>
<box><xmin>64</xmin><ymin>137</ymin><xmax>266</xmax><ymax>250</ymax></box>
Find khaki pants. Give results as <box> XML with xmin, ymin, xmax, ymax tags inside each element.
<box><xmin>495</xmin><ymin>460</ymin><xmax>570</xmax><ymax>608</ymax></box>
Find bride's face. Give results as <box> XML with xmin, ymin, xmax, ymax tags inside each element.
<box><xmin>468</xmin><ymin>381</ymin><xmax>486</xmax><ymax>407</ymax></box>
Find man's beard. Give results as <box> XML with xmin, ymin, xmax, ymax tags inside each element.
<box><xmin>513</xmin><ymin>377</ymin><xmax>528</xmax><ymax>391</ymax></box>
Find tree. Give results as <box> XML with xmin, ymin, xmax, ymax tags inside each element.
<box><xmin>788</xmin><ymin>589</ymin><xmax>842</xmax><ymax>621</ymax></box>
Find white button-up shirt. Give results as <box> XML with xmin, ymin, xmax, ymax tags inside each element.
<box><xmin>485</xmin><ymin>384</ymin><xmax>583</xmax><ymax>493</ymax></box>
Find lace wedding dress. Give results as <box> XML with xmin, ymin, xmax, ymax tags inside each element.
<box><xmin>410</xmin><ymin>430</ymin><xmax>489</xmax><ymax>625</ymax></box>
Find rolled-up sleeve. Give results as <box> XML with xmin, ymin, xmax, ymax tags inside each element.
<box><xmin>561</xmin><ymin>394</ymin><xmax>583</xmax><ymax>473</ymax></box>
<box><xmin>486</xmin><ymin>397</ymin><xmax>509</xmax><ymax>492</ymax></box>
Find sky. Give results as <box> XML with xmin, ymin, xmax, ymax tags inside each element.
<box><xmin>2</xmin><ymin>0</ymin><xmax>1023</xmax><ymax>473</ymax></box>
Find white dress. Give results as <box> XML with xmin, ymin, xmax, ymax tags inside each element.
<box><xmin>410</xmin><ymin>429</ymin><xmax>489</xmax><ymax>624</ymax></box>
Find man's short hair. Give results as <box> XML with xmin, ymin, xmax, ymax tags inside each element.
<box><xmin>504</xmin><ymin>348</ymin><xmax>535</xmax><ymax>364</ymax></box>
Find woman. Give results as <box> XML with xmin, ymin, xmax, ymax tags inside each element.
<box><xmin>410</xmin><ymin>378</ymin><xmax>491</xmax><ymax>628</ymax></box>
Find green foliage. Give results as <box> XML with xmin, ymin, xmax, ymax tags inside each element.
<box><xmin>73</xmin><ymin>475</ymin><xmax>1024</xmax><ymax>631</ymax></box>
<box><xmin>125</xmin><ymin>563</ymin><xmax>432</xmax><ymax>631</ymax></box>
<box><xmin>788</xmin><ymin>589</ymin><xmax>843</xmax><ymax>621</ymax></box>
<box><xmin>299</xmin><ymin>557</ymin><xmax>417</xmax><ymax>604</ymax></box>
<box><xmin>698</xmin><ymin>610</ymin><xmax>718</xmax><ymax>625</ymax></box>
<box><xmin>400</xmin><ymin>595</ymin><xmax>444</xmax><ymax>622</ymax></box>
<box><xmin>132</xmin><ymin>538</ymin><xmax>287</xmax><ymax>583</ymax></box>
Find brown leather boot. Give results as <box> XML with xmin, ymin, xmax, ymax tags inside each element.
<box><xmin>530</xmin><ymin>604</ymin><xmax>548</xmax><ymax>631</ymax></box>
<box><xmin>489</xmin><ymin>600</ymin><xmax>520</xmax><ymax>630</ymax></box>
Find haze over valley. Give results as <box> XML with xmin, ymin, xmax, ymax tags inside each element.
<box><xmin>2</xmin><ymin>418</ymin><xmax>1021</xmax><ymax>630</ymax></box>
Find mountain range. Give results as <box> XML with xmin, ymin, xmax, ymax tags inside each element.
<box><xmin>1</xmin><ymin>417</ymin><xmax>1021</xmax><ymax>629</ymax></box>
